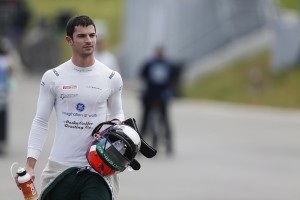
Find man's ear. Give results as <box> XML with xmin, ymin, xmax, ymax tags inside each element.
<box><xmin>66</xmin><ymin>36</ymin><xmax>73</xmax><ymax>45</ymax></box>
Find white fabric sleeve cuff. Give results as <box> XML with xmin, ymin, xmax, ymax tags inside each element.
<box><xmin>27</xmin><ymin>148</ymin><xmax>41</xmax><ymax>160</ymax></box>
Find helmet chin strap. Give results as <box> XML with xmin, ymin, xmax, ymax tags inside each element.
<box><xmin>123</xmin><ymin>118</ymin><xmax>157</xmax><ymax>158</ymax></box>
<box><xmin>129</xmin><ymin>159</ymin><xmax>141</xmax><ymax>170</ymax></box>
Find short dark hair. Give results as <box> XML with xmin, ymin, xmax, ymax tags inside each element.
<box><xmin>66</xmin><ymin>15</ymin><xmax>96</xmax><ymax>39</ymax></box>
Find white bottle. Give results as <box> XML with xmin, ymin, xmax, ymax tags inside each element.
<box><xmin>17</xmin><ymin>167</ymin><xmax>38</xmax><ymax>200</ymax></box>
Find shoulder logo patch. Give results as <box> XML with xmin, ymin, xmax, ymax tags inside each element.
<box><xmin>109</xmin><ymin>72</ymin><xmax>115</xmax><ymax>79</ymax></box>
<box><xmin>52</xmin><ymin>69</ymin><xmax>59</xmax><ymax>76</ymax></box>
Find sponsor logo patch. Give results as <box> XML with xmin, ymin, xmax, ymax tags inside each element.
<box><xmin>86</xmin><ymin>85</ymin><xmax>102</xmax><ymax>90</ymax></box>
<box><xmin>62</xmin><ymin>85</ymin><xmax>78</xmax><ymax>90</ymax></box>
<box><xmin>60</xmin><ymin>93</ymin><xmax>78</xmax><ymax>99</ymax></box>
<box><xmin>62</xmin><ymin>111</ymin><xmax>97</xmax><ymax>118</ymax></box>
<box><xmin>76</xmin><ymin>103</ymin><xmax>85</xmax><ymax>112</ymax></box>
<box><xmin>63</xmin><ymin>120</ymin><xmax>93</xmax><ymax>130</ymax></box>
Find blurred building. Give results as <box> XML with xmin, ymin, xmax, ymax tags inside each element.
<box><xmin>120</xmin><ymin>0</ymin><xmax>274</xmax><ymax>79</ymax></box>
<box><xmin>271</xmin><ymin>12</ymin><xmax>300</xmax><ymax>72</ymax></box>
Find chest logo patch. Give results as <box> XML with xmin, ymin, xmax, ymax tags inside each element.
<box><xmin>62</xmin><ymin>85</ymin><xmax>78</xmax><ymax>90</ymax></box>
<box><xmin>76</xmin><ymin>103</ymin><xmax>85</xmax><ymax>112</ymax></box>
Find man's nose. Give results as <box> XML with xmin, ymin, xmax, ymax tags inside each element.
<box><xmin>86</xmin><ymin>36</ymin><xmax>92</xmax><ymax>43</ymax></box>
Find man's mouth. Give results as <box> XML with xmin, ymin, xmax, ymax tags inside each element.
<box><xmin>83</xmin><ymin>45</ymin><xmax>93</xmax><ymax>49</ymax></box>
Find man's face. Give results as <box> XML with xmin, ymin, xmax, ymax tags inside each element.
<box><xmin>68</xmin><ymin>25</ymin><xmax>97</xmax><ymax>57</ymax></box>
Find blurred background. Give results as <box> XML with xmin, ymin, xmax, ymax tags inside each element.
<box><xmin>1</xmin><ymin>0</ymin><xmax>300</xmax><ymax>106</ymax></box>
<box><xmin>1</xmin><ymin>0</ymin><xmax>300</xmax><ymax>199</ymax></box>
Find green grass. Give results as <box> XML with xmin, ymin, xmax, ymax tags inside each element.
<box><xmin>278</xmin><ymin>0</ymin><xmax>299</xmax><ymax>10</ymax></box>
<box><xmin>183</xmin><ymin>50</ymin><xmax>300</xmax><ymax>109</ymax></box>
<box><xmin>26</xmin><ymin>0</ymin><xmax>123</xmax><ymax>59</ymax></box>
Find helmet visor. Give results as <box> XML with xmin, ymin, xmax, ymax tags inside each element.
<box><xmin>96</xmin><ymin>137</ymin><xmax>130</xmax><ymax>171</ymax></box>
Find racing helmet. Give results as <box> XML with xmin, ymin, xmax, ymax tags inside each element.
<box><xmin>86</xmin><ymin>124</ymin><xmax>141</xmax><ymax>176</ymax></box>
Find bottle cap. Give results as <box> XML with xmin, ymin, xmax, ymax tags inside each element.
<box><xmin>16</xmin><ymin>167</ymin><xmax>26</xmax><ymax>176</ymax></box>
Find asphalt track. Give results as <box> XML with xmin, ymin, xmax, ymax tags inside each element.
<box><xmin>1</xmin><ymin>74</ymin><xmax>300</xmax><ymax>200</ymax></box>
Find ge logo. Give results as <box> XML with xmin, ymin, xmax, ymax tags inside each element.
<box><xmin>76</xmin><ymin>103</ymin><xmax>85</xmax><ymax>112</ymax></box>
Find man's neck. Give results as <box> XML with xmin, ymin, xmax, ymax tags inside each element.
<box><xmin>72</xmin><ymin>56</ymin><xmax>95</xmax><ymax>68</ymax></box>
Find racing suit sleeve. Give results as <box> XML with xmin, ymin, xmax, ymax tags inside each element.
<box><xmin>27</xmin><ymin>70</ymin><xmax>56</xmax><ymax>160</ymax></box>
<box><xmin>107</xmin><ymin>71</ymin><xmax>124</xmax><ymax>121</ymax></box>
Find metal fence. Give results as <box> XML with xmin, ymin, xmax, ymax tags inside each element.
<box><xmin>119</xmin><ymin>0</ymin><xmax>274</xmax><ymax>78</ymax></box>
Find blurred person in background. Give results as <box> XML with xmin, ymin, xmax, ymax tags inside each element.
<box><xmin>139</xmin><ymin>45</ymin><xmax>175</xmax><ymax>155</ymax></box>
<box><xmin>0</xmin><ymin>38</ymin><xmax>12</xmax><ymax>155</ymax></box>
<box><xmin>16</xmin><ymin>15</ymin><xmax>124</xmax><ymax>200</ymax></box>
<box><xmin>94</xmin><ymin>36</ymin><xmax>120</xmax><ymax>73</ymax></box>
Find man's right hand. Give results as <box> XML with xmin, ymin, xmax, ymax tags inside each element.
<box><xmin>15</xmin><ymin>157</ymin><xmax>37</xmax><ymax>189</ymax></box>
<box><xmin>25</xmin><ymin>157</ymin><xmax>37</xmax><ymax>181</ymax></box>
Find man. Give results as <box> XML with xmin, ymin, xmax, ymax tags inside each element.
<box><xmin>0</xmin><ymin>38</ymin><xmax>10</xmax><ymax>155</ymax></box>
<box><xmin>139</xmin><ymin>45</ymin><xmax>174</xmax><ymax>155</ymax></box>
<box><xmin>17</xmin><ymin>15</ymin><xmax>124</xmax><ymax>200</ymax></box>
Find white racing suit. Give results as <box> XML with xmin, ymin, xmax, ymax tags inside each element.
<box><xmin>27</xmin><ymin>59</ymin><xmax>124</xmax><ymax>199</ymax></box>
